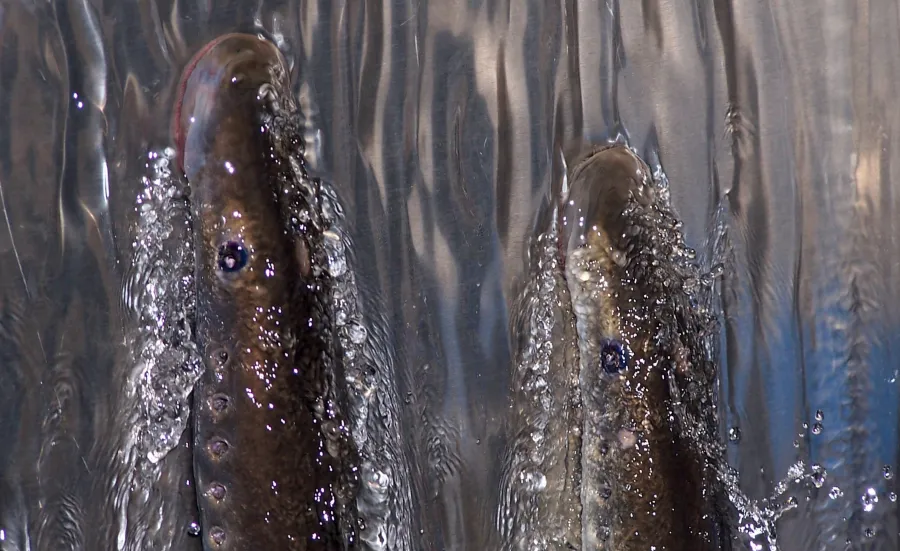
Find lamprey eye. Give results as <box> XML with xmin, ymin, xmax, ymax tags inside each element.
<box><xmin>217</xmin><ymin>241</ymin><xmax>248</xmax><ymax>272</ymax></box>
<box><xmin>599</xmin><ymin>338</ymin><xmax>629</xmax><ymax>374</ymax></box>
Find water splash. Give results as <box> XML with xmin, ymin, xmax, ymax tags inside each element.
<box><xmin>267</xmin><ymin>112</ymin><xmax>415</xmax><ymax>551</ymax></box>
<box><xmin>112</xmin><ymin>148</ymin><xmax>203</xmax><ymax>551</ymax></box>
<box><xmin>125</xmin><ymin>147</ymin><xmax>203</xmax><ymax>466</ymax></box>
<box><xmin>497</xmin><ymin>207</ymin><xmax>582</xmax><ymax>550</ymax></box>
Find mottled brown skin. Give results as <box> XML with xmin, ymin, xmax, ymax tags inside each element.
<box><xmin>174</xmin><ymin>34</ymin><xmax>359</xmax><ymax>550</ymax></box>
<box><xmin>563</xmin><ymin>145</ymin><xmax>730</xmax><ymax>550</ymax></box>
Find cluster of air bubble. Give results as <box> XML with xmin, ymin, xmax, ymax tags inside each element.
<box><xmin>125</xmin><ymin>148</ymin><xmax>203</xmax><ymax>465</ymax></box>
<box><xmin>265</xmin><ymin>113</ymin><xmax>413</xmax><ymax>551</ymax></box>
<box><xmin>497</xmin><ymin>221</ymin><xmax>580</xmax><ymax>551</ymax></box>
<box><xmin>318</xmin><ymin>189</ymin><xmax>411</xmax><ymax>551</ymax></box>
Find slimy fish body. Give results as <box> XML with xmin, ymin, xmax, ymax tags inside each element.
<box><xmin>173</xmin><ymin>33</ymin><xmax>359</xmax><ymax>550</ymax></box>
<box><xmin>559</xmin><ymin>144</ymin><xmax>732</xmax><ymax>550</ymax></box>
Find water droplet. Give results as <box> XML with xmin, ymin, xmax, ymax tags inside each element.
<box><xmin>864</xmin><ymin>527</ymin><xmax>875</xmax><ymax>538</ymax></box>
<box><xmin>811</xmin><ymin>422</ymin><xmax>823</xmax><ymax>435</ymax></box>
<box><xmin>814</xmin><ymin>409</ymin><xmax>824</xmax><ymax>421</ymax></box>
<box><xmin>187</xmin><ymin>522</ymin><xmax>201</xmax><ymax>537</ymax></box>
<box><xmin>829</xmin><ymin>487</ymin><xmax>843</xmax><ymax>500</ymax></box>
<box><xmin>209</xmin><ymin>526</ymin><xmax>226</xmax><ymax>545</ymax></box>
<box><xmin>728</xmin><ymin>426</ymin><xmax>742</xmax><ymax>442</ymax></box>
<box><xmin>210</xmin><ymin>393</ymin><xmax>229</xmax><ymax>413</ymax></box>
<box><xmin>889</xmin><ymin>492</ymin><xmax>897</xmax><ymax>502</ymax></box>
<box><xmin>209</xmin><ymin>438</ymin><xmax>229</xmax><ymax>457</ymax></box>
<box><xmin>883</xmin><ymin>465</ymin><xmax>894</xmax><ymax>480</ymax></box>
<box><xmin>208</xmin><ymin>482</ymin><xmax>226</xmax><ymax>500</ymax></box>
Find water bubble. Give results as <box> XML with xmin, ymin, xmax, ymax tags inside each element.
<box><xmin>187</xmin><ymin>522</ymin><xmax>201</xmax><ymax>536</ymax></box>
<box><xmin>597</xmin><ymin>526</ymin><xmax>610</xmax><ymax>542</ymax></box>
<box><xmin>363</xmin><ymin>467</ymin><xmax>391</xmax><ymax>494</ymax></box>
<box><xmin>814</xmin><ymin>409</ymin><xmax>824</xmax><ymax>421</ymax></box>
<box><xmin>861</xmin><ymin>488</ymin><xmax>878</xmax><ymax>512</ymax></box>
<box><xmin>728</xmin><ymin>426</ymin><xmax>742</xmax><ymax>443</ymax></box>
<box><xmin>347</xmin><ymin>323</ymin><xmax>368</xmax><ymax>345</ymax></box>
<box><xmin>335</xmin><ymin>309</ymin><xmax>348</xmax><ymax>326</ymax></box>
<box><xmin>518</xmin><ymin>470</ymin><xmax>547</xmax><ymax>493</ymax></box>
<box><xmin>864</xmin><ymin>527</ymin><xmax>875</xmax><ymax>538</ymax></box>
<box><xmin>829</xmin><ymin>487</ymin><xmax>843</xmax><ymax>500</ymax></box>
<box><xmin>811</xmin><ymin>422</ymin><xmax>823</xmax><ymax>435</ymax></box>
<box><xmin>889</xmin><ymin>492</ymin><xmax>897</xmax><ymax>502</ymax></box>
<box><xmin>883</xmin><ymin>465</ymin><xmax>893</xmax><ymax>480</ymax></box>
<box><xmin>322</xmin><ymin>230</ymin><xmax>347</xmax><ymax>277</ymax></box>
<box><xmin>811</xmin><ymin>464</ymin><xmax>826</xmax><ymax>488</ymax></box>
<box><xmin>326</xmin><ymin>253</ymin><xmax>347</xmax><ymax>277</ymax></box>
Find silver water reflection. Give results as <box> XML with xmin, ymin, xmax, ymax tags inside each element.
<box><xmin>0</xmin><ymin>1</ymin><xmax>897</xmax><ymax>550</ymax></box>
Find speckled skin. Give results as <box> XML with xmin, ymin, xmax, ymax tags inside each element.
<box><xmin>562</xmin><ymin>145</ymin><xmax>733</xmax><ymax>550</ymax></box>
<box><xmin>173</xmin><ymin>34</ymin><xmax>359</xmax><ymax>550</ymax></box>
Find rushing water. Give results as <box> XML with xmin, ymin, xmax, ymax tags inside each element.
<box><xmin>0</xmin><ymin>1</ymin><xmax>898</xmax><ymax>550</ymax></box>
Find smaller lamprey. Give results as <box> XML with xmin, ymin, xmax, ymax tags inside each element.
<box><xmin>562</xmin><ymin>144</ymin><xmax>731</xmax><ymax>550</ymax></box>
<box><xmin>498</xmin><ymin>144</ymin><xmax>733</xmax><ymax>551</ymax></box>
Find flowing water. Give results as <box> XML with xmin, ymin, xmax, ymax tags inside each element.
<box><xmin>0</xmin><ymin>1</ymin><xmax>898</xmax><ymax>550</ymax></box>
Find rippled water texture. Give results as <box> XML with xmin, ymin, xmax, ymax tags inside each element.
<box><xmin>0</xmin><ymin>1</ymin><xmax>898</xmax><ymax>550</ymax></box>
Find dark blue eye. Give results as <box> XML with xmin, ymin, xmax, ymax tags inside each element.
<box><xmin>217</xmin><ymin>241</ymin><xmax>248</xmax><ymax>272</ymax></box>
<box><xmin>599</xmin><ymin>339</ymin><xmax>628</xmax><ymax>374</ymax></box>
